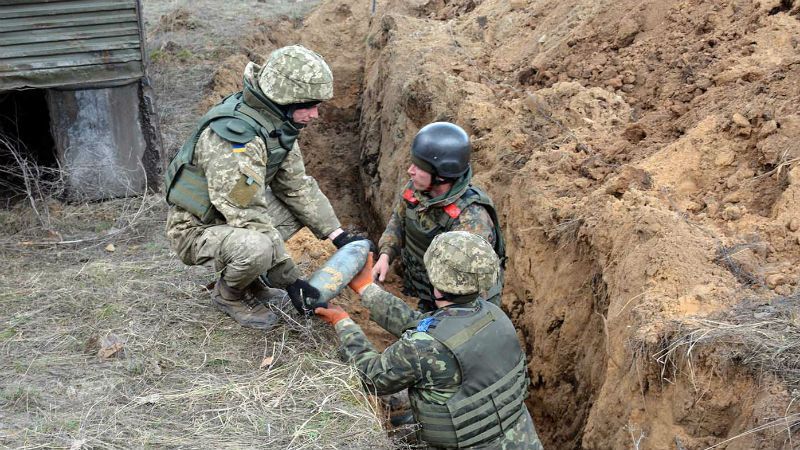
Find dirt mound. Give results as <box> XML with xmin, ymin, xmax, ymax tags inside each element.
<box><xmin>197</xmin><ymin>0</ymin><xmax>800</xmax><ymax>447</ymax></box>
<box><xmin>344</xmin><ymin>1</ymin><xmax>799</xmax><ymax>448</ymax></box>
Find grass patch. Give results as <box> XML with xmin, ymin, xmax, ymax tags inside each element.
<box><xmin>95</xmin><ymin>304</ymin><xmax>118</xmax><ymax>320</ymax></box>
<box><xmin>654</xmin><ymin>293</ymin><xmax>800</xmax><ymax>446</ymax></box>
<box><xmin>656</xmin><ymin>293</ymin><xmax>800</xmax><ymax>389</ymax></box>
<box><xmin>2</xmin><ymin>1</ymin><xmax>397</xmax><ymax>447</ymax></box>
<box><xmin>0</xmin><ymin>195</ymin><xmax>393</xmax><ymax>449</ymax></box>
<box><xmin>0</xmin><ymin>327</ymin><xmax>16</xmax><ymax>340</ymax></box>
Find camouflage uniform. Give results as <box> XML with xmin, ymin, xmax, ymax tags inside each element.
<box><xmin>335</xmin><ymin>287</ymin><xmax>542</xmax><ymax>449</ymax></box>
<box><xmin>378</xmin><ymin>173</ymin><xmax>504</xmax><ymax>308</ymax></box>
<box><xmin>379</xmin><ymin>186</ymin><xmax>497</xmax><ymax>261</ymax></box>
<box><xmin>335</xmin><ymin>233</ymin><xmax>543</xmax><ymax>449</ymax></box>
<box><xmin>166</xmin><ymin>48</ymin><xmax>340</xmax><ymax>290</ymax></box>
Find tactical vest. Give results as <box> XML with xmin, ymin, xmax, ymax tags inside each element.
<box><xmin>409</xmin><ymin>301</ymin><xmax>529</xmax><ymax>448</ymax></box>
<box><xmin>401</xmin><ymin>185</ymin><xmax>506</xmax><ymax>304</ymax></box>
<box><xmin>163</xmin><ymin>92</ymin><xmax>297</xmax><ymax>223</ymax></box>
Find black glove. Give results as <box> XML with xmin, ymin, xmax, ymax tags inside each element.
<box><xmin>332</xmin><ymin>230</ymin><xmax>367</xmax><ymax>248</ymax></box>
<box><xmin>332</xmin><ymin>230</ymin><xmax>377</xmax><ymax>252</ymax></box>
<box><xmin>286</xmin><ymin>278</ymin><xmax>323</xmax><ymax>315</ymax></box>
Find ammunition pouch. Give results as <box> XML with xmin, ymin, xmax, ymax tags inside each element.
<box><xmin>166</xmin><ymin>163</ymin><xmax>218</xmax><ymax>223</ymax></box>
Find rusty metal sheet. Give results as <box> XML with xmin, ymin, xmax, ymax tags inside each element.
<box><xmin>0</xmin><ymin>49</ymin><xmax>142</xmax><ymax>71</ymax></box>
<box><xmin>2</xmin><ymin>0</ymin><xmax>135</xmax><ymax>19</ymax></box>
<box><xmin>1</xmin><ymin>62</ymin><xmax>144</xmax><ymax>92</ymax></box>
<box><xmin>0</xmin><ymin>0</ymin><xmax>145</xmax><ymax>90</ymax></box>
<box><xmin>0</xmin><ymin>10</ymin><xmax>137</xmax><ymax>32</ymax></box>
<box><xmin>3</xmin><ymin>0</ymin><xmax>122</xmax><ymax>3</ymax></box>
<box><xmin>3</xmin><ymin>37</ymin><xmax>141</xmax><ymax>59</ymax></box>
<box><xmin>1</xmin><ymin>23</ymin><xmax>140</xmax><ymax>46</ymax></box>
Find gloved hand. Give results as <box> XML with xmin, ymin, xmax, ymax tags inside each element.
<box><xmin>286</xmin><ymin>278</ymin><xmax>323</xmax><ymax>315</ymax></box>
<box><xmin>332</xmin><ymin>230</ymin><xmax>373</xmax><ymax>250</ymax></box>
<box><xmin>315</xmin><ymin>304</ymin><xmax>350</xmax><ymax>325</ymax></box>
<box><xmin>349</xmin><ymin>252</ymin><xmax>374</xmax><ymax>294</ymax></box>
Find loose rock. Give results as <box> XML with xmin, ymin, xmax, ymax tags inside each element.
<box><xmin>721</xmin><ymin>205</ymin><xmax>744</xmax><ymax>220</ymax></box>
<box><xmin>732</xmin><ymin>113</ymin><xmax>750</xmax><ymax>128</ymax></box>
<box><xmin>714</xmin><ymin>150</ymin><xmax>736</xmax><ymax>167</ymax></box>
<box><xmin>765</xmin><ymin>273</ymin><xmax>787</xmax><ymax>289</ymax></box>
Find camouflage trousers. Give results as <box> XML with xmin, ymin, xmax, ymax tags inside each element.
<box><xmin>190</xmin><ymin>188</ymin><xmax>303</xmax><ymax>290</ymax></box>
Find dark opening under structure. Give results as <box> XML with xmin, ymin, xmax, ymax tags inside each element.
<box><xmin>0</xmin><ymin>89</ymin><xmax>58</xmax><ymax>202</ymax></box>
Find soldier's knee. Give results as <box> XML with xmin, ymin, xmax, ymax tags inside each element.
<box><xmin>246</xmin><ymin>245</ymin><xmax>273</xmax><ymax>274</ymax></box>
<box><xmin>223</xmin><ymin>230</ymin><xmax>275</xmax><ymax>274</ymax></box>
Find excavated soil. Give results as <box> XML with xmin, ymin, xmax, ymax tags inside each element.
<box><xmin>197</xmin><ymin>0</ymin><xmax>800</xmax><ymax>448</ymax></box>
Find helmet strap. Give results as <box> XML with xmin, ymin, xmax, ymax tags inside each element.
<box><xmin>291</xmin><ymin>100</ymin><xmax>321</xmax><ymax>109</ymax></box>
<box><xmin>423</xmin><ymin>176</ymin><xmax>456</xmax><ymax>198</ymax></box>
<box><xmin>284</xmin><ymin>101</ymin><xmax>321</xmax><ymax>128</ymax></box>
<box><xmin>433</xmin><ymin>289</ymin><xmax>479</xmax><ymax>305</ymax></box>
<box><xmin>411</xmin><ymin>155</ymin><xmax>449</xmax><ymax>192</ymax></box>
<box><xmin>430</xmin><ymin>175</ymin><xmax>453</xmax><ymax>186</ymax></box>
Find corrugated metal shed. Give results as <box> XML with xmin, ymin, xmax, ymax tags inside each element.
<box><xmin>0</xmin><ymin>0</ymin><xmax>146</xmax><ymax>90</ymax></box>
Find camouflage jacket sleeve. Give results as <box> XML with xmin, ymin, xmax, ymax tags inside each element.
<box><xmin>451</xmin><ymin>203</ymin><xmax>496</xmax><ymax>247</ymax></box>
<box><xmin>378</xmin><ymin>195</ymin><xmax>406</xmax><ymax>262</ymax></box>
<box><xmin>269</xmin><ymin>142</ymin><xmax>341</xmax><ymax>239</ymax></box>
<box><xmin>196</xmin><ymin>128</ymin><xmax>299</xmax><ymax>282</ymax></box>
<box><xmin>334</xmin><ymin>318</ymin><xmax>458</xmax><ymax>399</ymax></box>
<box><xmin>360</xmin><ymin>283</ymin><xmax>422</xmax><ymax>337</ymax></box>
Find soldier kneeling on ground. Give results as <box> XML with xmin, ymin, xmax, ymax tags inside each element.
<box><xmin>316</xmin><ymin>231</ymin><xmax>544</xmax><ymax>449</ymax></box>
<box><xmin>164</xmin><ymin>45</ymin><xmax>368</xmax><ymax>330</ymax></box>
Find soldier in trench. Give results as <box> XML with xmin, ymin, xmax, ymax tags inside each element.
<box><xmin>164</xmin><ymin>45</ymin><xmax>368</xmax><ymax>329</ymax></box>
<box><xmin>315</xmin><ymin>231</ymin><xmax>543</xmax><ymax>449</ymax></box>
<box><xmin>371</xmin><ymin>122</ymin><xmax>506</xmax><ymax>312</ymax></box>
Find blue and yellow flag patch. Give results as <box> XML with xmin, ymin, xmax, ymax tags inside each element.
<box><xmin>232</xmin><ymin>143</ymin><xmax>246</xmax><ymax>153</ymax></box>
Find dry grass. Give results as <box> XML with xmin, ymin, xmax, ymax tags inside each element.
<box><xmin>714</xmin><ymin>242</ymin><xmax>765</xmax><ymax>287</ymax></box>
<box><xmin>655</xmin><ymin>294</ymin><xmax>800</xmax><ymax>389</ymax></box>
<box><xmin>2</xmin><ymin>2</ymin><xmax>400</xmax><ymax>447</ymax></box>
<box><xmin>654</xmin><ymin>294</ymin><xmax>800</xmax><ymax>447</ymax></box>
<box><xmin>0</xmin><ymin>133</ymin><xmax>65</xmax><ymax>230</ymax></box>
<box><xmin>0</xmin><ymin>94</ymin><xmax>397</xmax><ymax>448</ymax></box>
<box><xmin>141</xmin><ymin>0</ymin><xmax>322</xmax><ymax>156</ymax></box>
<box><xmin>0</xmin><ymin>195</ymin><xmax>393</xmax><ymax>449</ymax></box>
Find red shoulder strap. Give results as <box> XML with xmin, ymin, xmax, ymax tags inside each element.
<box><xmin>443</xmin><ymin>203</ymin><xmax>462</xmax><ymax>219</ymax></box>
<box><xmin>403</xmin><ymin>188</ymin><xmax>419</xmax><ymax>205</ymax></box>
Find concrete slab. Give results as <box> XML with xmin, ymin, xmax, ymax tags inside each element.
<box><xmin>47</xmin><ymin>82</ymin><xmax>150</xmax><ymax>200</ymax></box>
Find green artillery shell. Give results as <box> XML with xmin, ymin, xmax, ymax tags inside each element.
<box><xmin>307</xmin><ymin>240</ymin><xmax>371</xmax><ymax>306</ymax></box>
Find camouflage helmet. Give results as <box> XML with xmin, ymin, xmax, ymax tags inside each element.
<box><xmin>257</xmin><ymin>45</ymin><xmax>334</xmax><ymax>105</ymax></box>
<box><xmin>424</xmin><ymin>231</ymin><xmax>499</xmax><ymax>298</ymax></box>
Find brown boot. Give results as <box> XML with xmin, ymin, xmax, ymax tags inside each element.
<box><xmin>212</xmin><ymin>278</ymin><xmax>278</xmax><ymax>330</ymax></box>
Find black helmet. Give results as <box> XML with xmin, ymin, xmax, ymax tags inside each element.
<box><xmin>410</xmin><ymin>122</ymin><xmax>471</xmax><ymax>180</ymax></box>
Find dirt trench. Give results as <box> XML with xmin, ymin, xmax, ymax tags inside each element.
<box><xmin>195</xmin><ymin>0</ymin><xmax>800</xmax><ymax>448</ymax></box>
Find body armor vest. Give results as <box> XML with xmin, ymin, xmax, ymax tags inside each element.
<box><xmin>409</xmin><ymin>301</ymin><xmax>529</xmax><ymax>448</ymax></box>
<box><xmin>401</xmin><ymin>185</ymin><xmax>506</xmax><ymax>305</ymax></box>
<box><xmin>164</xmin><ymin>92</ymin><xmax>297</xmax><ymax>223</ymax></box>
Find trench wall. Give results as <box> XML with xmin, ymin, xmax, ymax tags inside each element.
<box><xmin>240</xmin><ymin>0</ymin><xmax>800</xmax><ymax>447</ymax></box>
